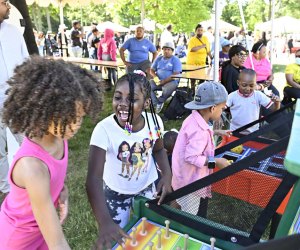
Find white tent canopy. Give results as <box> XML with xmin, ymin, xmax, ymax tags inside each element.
<box><xmin>201</xmin><ymin>18</ymin><xmax>240</xmax><ymax>32</ymax></box>
<box><xmin>255</xmin><ymin>16</ymin><xmax>300</xmax><ymax>34</ymax></box>
<box><xmin>96</xmin><ymin>21</ymin><xmax>129</xmax><ymax>33</ymax></box>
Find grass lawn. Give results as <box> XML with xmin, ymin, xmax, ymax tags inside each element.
<box><xmin>0</xmin><ymin>63</ymin><xmax>287</xmax><ymax>249</ymax></box>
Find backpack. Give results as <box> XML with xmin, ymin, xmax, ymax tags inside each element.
<box><xmin>164</xmin><ymin>87</ymin><xmax>193</xmax><ymax>120</ymax></box>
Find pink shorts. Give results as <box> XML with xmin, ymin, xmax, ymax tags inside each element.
<box><xmin>0</xmin><ymin>212</ymin><xmax>48</xmax><ymax>250</ymax></box>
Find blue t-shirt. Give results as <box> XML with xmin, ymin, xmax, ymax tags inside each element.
<box><xmin>151</xmin><ymin>55</ymin><xmax>182</xmax><ymax>81</ymax></box>
<box><xmin>121</xmin><ymin>38</ymin><xmax>156</xmax><ymax>63</ymax></box>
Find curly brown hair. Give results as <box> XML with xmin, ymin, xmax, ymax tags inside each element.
<box><xmin>3</xmin><ymin>56</ymin><xmax>104</xmax><ymax>138</ymax></box>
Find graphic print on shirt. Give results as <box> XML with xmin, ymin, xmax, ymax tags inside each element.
<box><xmin>102</xmin><ymin>43</ymin><xmax>108</xmax><ymax>53</ymax></box>
<box><xmin>141</xmin><ymin>138</ymin><xmax>153</xmax><ymax>174</ymax></box>
<box><xmin>117</xmin><ymin>139</ymin><xmax>153</xmax><ymax>181</ymax></box>
<box><xmin>128</xmin><ymin>142</ymin><xmax>145</xmax><ymax>181</ymax></box>
<box><xmin>117</xmin><ymin>141</ymin><xmax>131</xmax><ymax>178</ymax></box>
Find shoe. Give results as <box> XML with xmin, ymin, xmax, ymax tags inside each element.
<box><xmin>156</xmin><ymin>102</ymin><xmax>164</xmax><ymax>113</ymax></box>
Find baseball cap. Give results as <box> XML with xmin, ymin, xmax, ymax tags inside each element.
<box><xmin>162</xmin><ymin>41</ymin><xmax>175</xmax><ymax>50</ymax></box>
<box><xmin>221</xmin><ymin>39</ymin><xmax>231</xmax><ymax>47</ymax></box>
<box><xmin>185</xmin><ymin>81</ymin><xmax>228</xmax><ymax>110</ymax></box>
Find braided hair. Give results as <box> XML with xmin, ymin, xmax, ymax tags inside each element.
<box><xmin>115</xmin><ymin>72</ymin><xmax>162</xmax><ymax>140</ymax></box>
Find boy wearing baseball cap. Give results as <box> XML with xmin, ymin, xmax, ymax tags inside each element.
<box><xmin>171</xmin><ymin>81</ymin><xmax>231</xmax><ymax>215</ymax></box>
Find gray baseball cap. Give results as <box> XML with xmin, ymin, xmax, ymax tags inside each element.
<box><xmin>162</xmin><ymin>41</ymin><xmax>175</xmax><ymax>50</ymax></box>
<box><xmin>185</xmin><ymin>81</ymin><xmax>228</xmax><ymax>110</ymax></box>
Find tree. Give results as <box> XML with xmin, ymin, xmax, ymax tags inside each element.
<box><xmin>221</xmin><ymin>0</ymin><xmax>243</xmax><ymax>27</ymax></box>
<box><xmin>10</xmin><ymin>0</ymin><xmax>38</xmax><ymax>54</ymax></box>
<box><xmin>115</xmin><ymin>0</ymin><xmax>213</xmax><ymax>33</ymax></box>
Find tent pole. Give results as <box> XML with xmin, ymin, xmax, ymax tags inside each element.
<box><xmin>141</xmin><ymin>0</ymin><xmax>145</xmax><ymax>26</ymax></box>
<box><xmin>213</xmin><ymin>0</ymin><xmax>220</xmax><ymax>81</ymax></box>
<box><xmin>238</xmin><ymin>0</ymin><xmax>253</xmax><ymax>69</ymax></box>
<box><xmin>59</xmin><ymin>0</ymin><xmax>67</xmax><ymax>57</ymax></box>
<box><xmin>270</xmin><ymin>0</ymin><xmax>275</xmax><ymax>66</ymax></box>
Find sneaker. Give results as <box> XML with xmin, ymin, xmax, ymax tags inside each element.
<box><xmin>156</xmin><ymin>102</ymin><xmax>164</xmax><ymax>113</ymax></box>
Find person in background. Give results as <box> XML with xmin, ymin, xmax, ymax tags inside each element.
<box><xmin>70</xmin><ymin>20</ymin><xmax>83</xmax><ymax>58</ymax></box>
<box><xmin>204</xmin><ymin>26</ymin><xmax>214</xmax><ymax>48</ymax></box>
<box><xmin>288</xmin><ymin>38</ymin><xmax>294</xmax><ymax>55</ymax></box>
<box><xmin>219</xmin><ymin>39</ymin><xmax>231</xmax><ymax>66</ymax></box>
<box><xmin>243</xmin><ymin>41</ymin><xmax>280</xmax><ymax>97</ymax></box>
<box><xmin>186</xmin><ymin>24</ymin><xmax>212</xmax><ymax>92</ymax></box>
<box><xmin>120</xmin><ymin>26</ymin><xmax>157</xmax><ymax>77</ymax></box>
<box><xmin>150</xmin><ymin>42</ymin><xmax>182</xmax><ymax>113</ymax></box>
<box><xmin>0</xmin><ymin>0</ymin><xmax>29</xmax><ymax>199</ymax></box>
<box><xmin>86</xmin><ymin>22</ymin><xmax>98</xmax><ymax>56</ymax></box>
<box><xmin>36</xmin><ymin>31</ymin><xmax>45</xmax><ymax>56</ymax></box>
<box><xmin>175</xmin><ymin>35</ymin><xmax>187</xmax><ymax>58</ymax></box>
<box><xmin>44</xmin><ymin>31</ymin><xmax>58</xmax><ymax>56</ymax></box>
<box><xmin>282</xmin><ymin>49</ymin><xmax>300</xmax><ymax>104</ymax></box>
<box><xmin>221</xmin><ymin>45</ymin><xmax>247</xmax><ymax>94</ymax></box>
<box><xmin>54</xmin><ymin>25</ymin><xmax>69</xmax><ymax>57</ymax></box>
<box><xmin>98</xmin><ymin>28</ymin><xmax>117</xmax><ymax>91</ymax></box>
<box><xmin>160</xmin><ymin>24</ymin><xmax>173</xmax><ymax>47</ymax></box>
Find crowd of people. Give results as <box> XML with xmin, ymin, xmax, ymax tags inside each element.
<box><xmin>1</xmin><ymin>0</ymin><xmax>300</xmax><ymax>249</ymax></box>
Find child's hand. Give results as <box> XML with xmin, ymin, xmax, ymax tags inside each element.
<box><xmin>93</xmin><ymin>220</ymin><xmax>130</xmax><ymax>250</ymax></box>
<box><xmin>271</xmin><ymin>94</ymin><xmax>280</xmax><ymax>103</ymax></box>
<box><xmin>156</xmin><ymin>175</ymin><xmax>173</xmax><ymax>205</ymax></box>
<box><xmin>215</xmin><ymin>158</ymin><xmax>230</xmax><ymax>169</ymax></box>
<box><xmin>214</xmin><ymin>130</ymin><xmax>232</xmax><ymax>137</ymax></box>
<box><xmin>58</xmin><ymin>185</ymin><xmax>68</xmax><ymax>224</ymax></box>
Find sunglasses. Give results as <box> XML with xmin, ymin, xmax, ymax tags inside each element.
<box><xmin>236</xmin><ymin>52</ymin><xmax>248</xmax><ymax>59</ymax></box>
<box><xmin>1</xmin><ymin>0</ymin><xmax>10</xmax><ymax>7</ymax></box>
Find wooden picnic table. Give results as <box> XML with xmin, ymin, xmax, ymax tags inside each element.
<box><xmin>50</xmin><ymin>56</ymin><xmax>124</xmax><ymax>69</ymax></box>
<box><xmin>172</xmin><ymin>67</ymin><xmax>213</xmax><ymax>81</ymax></box>
<box><xmin>181</xmin><ymin>65</ymin><xmax>208</xmax><ymax>72</ymax></box>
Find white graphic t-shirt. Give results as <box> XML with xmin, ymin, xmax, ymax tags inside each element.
<box><xmin>90</xmin><ymin>112</ymin><xmax>164</xmax><ymax>194</ymax></box>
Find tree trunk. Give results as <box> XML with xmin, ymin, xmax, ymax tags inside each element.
<box><xmin>46</xmin><ymin>7</ymin><xmax>52</xmax><ymax>32</ymax></box>
<box><xmin>10</xmin><ymin>0</ymin><xmax>38</xmax><ymax>55</ymax></box>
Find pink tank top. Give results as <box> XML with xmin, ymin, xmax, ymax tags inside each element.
<box><xmin>0</xmin><ymin>137</ymin><xmax>68</xmax><ymax>232</ymax></box>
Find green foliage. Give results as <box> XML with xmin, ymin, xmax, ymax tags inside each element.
<box><xmin>113</xmin><ymin>0</ymin><xmax>213</xmax><ymax>33</ymax></box>
<box><xmin>114</xmin><ymin>0</ymin><xmax>141</xmax><ymax>27</ymax></box>
<box><xmin>278</xmin><ymin>0</ymin><xmax>300</xmax><ymax>18</ymax></box>
<box><xmin>221</xmin><ymin>0</ymin><xmax>242</xmax><ymax>27</ymax></box>
<box><xmin>244</xmin><ymin>0</ymin><xmax>268</xmax><ymax>30</ymax></box>
<box><xmin>146</xmin><ymin>0</ymin><xmax>213</xmax><ymax>32</ymax></box>
<box><xmin>64</xmin><ymin>3</ymin><xmax>113</xmax><ymax>27</ymax></box>
<box><xmin>222</xmin><ymin>0</ymin><xmax>300</xmax><ymax>32</ymax></box>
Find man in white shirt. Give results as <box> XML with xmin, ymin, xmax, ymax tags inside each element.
<box><xmin>160</xmin><ymin>24</ymin><xmax>173</xmax><ymax>47</ymax></box>
<box><xmin>0</xmin><ymin>0</ymin><xmax>29</xmax><ymax>196</ymax></box>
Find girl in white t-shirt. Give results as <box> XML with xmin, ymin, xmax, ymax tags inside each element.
<box><xmin>86</xmin><ymin>71</ymin><xmax>172</xmax><ymax>249</ymax></box>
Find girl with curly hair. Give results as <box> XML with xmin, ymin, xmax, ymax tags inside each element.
<box><xmin>86</xmin><ymin>71</ymin><xmax>172</xmax><ymax>249</ymax></box>
<box><xmin>0</xmin><ymin>56</ymin><xmax>103</xmax><ymax>250</ymax></box>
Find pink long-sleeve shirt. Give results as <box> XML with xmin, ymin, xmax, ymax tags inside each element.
<box><xmin>97</xmin><ymin>28</ymin><xmax>117</xmax><ymax>61</ymax></box>
<box><xmin>171</xmin><ymin>110</ymin><xmax>214</xmax><ymax>197</ymax></box>
<box><xmin>244</xmin><ymin>54</ymin><xmax>272</xmax><ymax>82</ymax></box>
